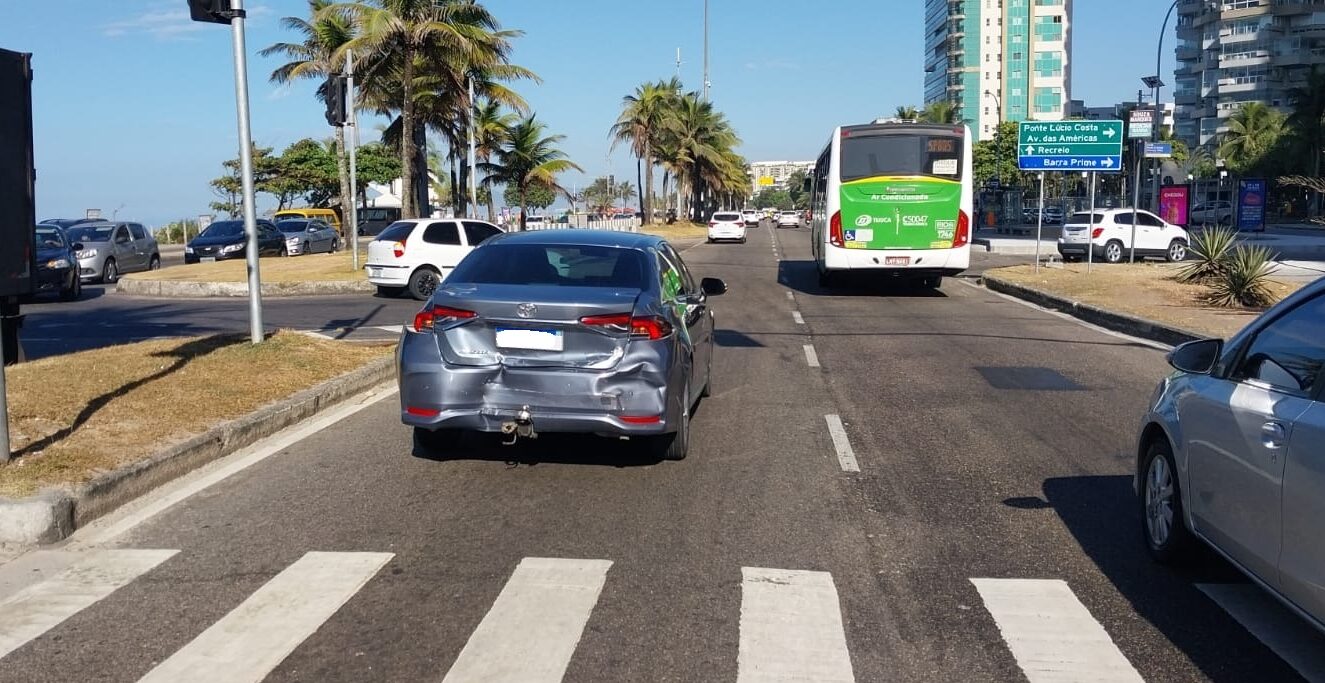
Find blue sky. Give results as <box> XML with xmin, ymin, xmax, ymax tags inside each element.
<box><xmin>0</xmin><ymin>0</ymin><xmax>1178</xmax><ymax>225</ymax></box>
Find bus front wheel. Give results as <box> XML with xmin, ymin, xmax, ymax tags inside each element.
<box><xmin>818</xmin><ymin>269</ymin><xmax>839</xmax><ymax>288</ymax></box>
<box><xmin>921</xmin><ymin>276</ymin><xmax>942</xmax><ymax>289</ymax></box>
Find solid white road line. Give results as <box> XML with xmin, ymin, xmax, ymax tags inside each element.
<box><xmin>1198</xmin><ymin>583</ymin><xmax>1325</xmax><ymax>683</ymax></box>
<box><xmin>970</xmin><ymin>578</ymin><xmax>1142</xmax><ymax>683</ymax></box>
<box><xmin>954</xmin><ymin>279</ymin><xmax>1171</xmax><ymax>352</ymax></box>
<box><xmin>737</xmin><ymin>567</ymin><xmax>855</xmax><ymax>682</ymax></box>
<box><xmin>442</xmin><ymin>557</ymin><xmax>612</xmax><ymax>682</ymax></box>
<box><xmin>792</xmin><ymin>311</ymin><xmax>805</xmax><ymax>325</ymax></box>
<box><xmin>823</xmin><ymin>415</ymin><xmax>860</xmax><ymax>473</ymax></box>
<box><xmin>139</xmin><ymin>551</ymin><xmax>393</xmax><ymax>683</ymax></box>
<box><xmin>804</xmin><ymin>344</ymin><xmax>821</xmax><ymax>368</ymax></box>
<box><xmin>69</xmin><ymin>385</ymin><xmax>398</xmax><ymax>548</ymax></box>
<box><xmin>0</xmin><ymin>549</ymin><xmax>178</xmax><ymax>659</ymax></box>
<box><xmin>373</xmin><ymin>325</ymin><xmax>405</xmax><ymax>333</ymax></box>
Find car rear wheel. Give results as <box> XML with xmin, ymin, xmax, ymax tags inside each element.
<box><xmin>408</xmin><ymin>267</ymin><xmax>441</xmax><ymax>301</ymax></box>
<box><xmin>1141</xmin><ymin>439</ymin><xmax>1194</xmax><ymax>564</ymax></box>
<box><xmin>1166</xmin><ymin>240</ymin><xmax>1188</xmax><ymax>262</ymax></box>
<box><xmin>414</xmin><ymin>426</ymin><xmax>462</xmax><ymax>454</ymax></box>
<box><xmin>1103</xmin><ymin>240</ymin><xmax>1124</xmax><ymax>264</ymax></box>
<box><xmin>102</xmin><ymin>258</ymin><xmax>119</xmax><ymax>284</ymax></box>
<box><xmin>650</xmin><ymin>383</ymin><xmax>690</xmax><ymax>461</ymax></box>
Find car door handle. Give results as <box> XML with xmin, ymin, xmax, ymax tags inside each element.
<box><xmin>1262</xmin><ymin>421</ymin><xmax>1287</xmax><ymax>449</ymax></box>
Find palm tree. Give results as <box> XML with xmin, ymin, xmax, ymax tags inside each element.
<box><xmin>660</xmin><ymin>92</ymin><xmax>741</xmax><ymax>220</ymax></box>
<box><xmin>335</xmin><ymin>0</ymin><xmax>507</xmax><ymax>218</ymax></box>
<box><xmin>611</xmin><ymin>78</ymin><xmax>678</xmax><ymax>223</ymax></box>
<box><xmin>1218</xmin><ymin>102</ymin><xmax>1286</xmax><ymax>176</ymax></box>
<box><xmin>920</xmin><ymin>101</ymin><xmax>958</xmax><ymax>124</ymax></box>
<box><xmin>481</xmin><ymin>115</ymin><xmax>582</xmax><ymax>230</ymax></box>
<box><xmin>895</xmin><ymin>105</ymin><xmax>920</xmax><ymax>120</ymax></box>
<box><xmin>1287</xmin><ymin>66</ymin><xmax>1325</xmax><ymax>213</ymax></box>
<box><xmin>261</xmin><ymin>1</ymin><xmax>356</xmax><ymax>220</ymax></box>
<box><xmin>473</xmin><ymin>99</ymin><xmax>518</xmax><ymax>220</ymax></box>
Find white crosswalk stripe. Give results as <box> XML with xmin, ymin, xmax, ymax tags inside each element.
<box><xmin>442</xmin><ymin>557</ymin><xmax>613</xmax><ymax>683</ymax></box>
<box><xmin>737</xmin><ymin>567</ymin><xmax>855</xmax><ymax>682</ymax></box>
<box><xmin>0</xmin><ymin>549</ymin><xmax>178</xmax><ymax>660</ymax></box>
<box><xmin>971</xmin><ymin>578</ymin><xmax>1142</xmax><ymax>683</ymax></box>
<box><xmin>138</xmin><ymin>551</ymin><xmax>393</xmax><ymax>683</ymax></box>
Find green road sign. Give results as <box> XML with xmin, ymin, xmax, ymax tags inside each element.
<box><xmin>1017</xmin><ymin>120</ymin><xmax>1124</xmax><ymax>172</ymax></box>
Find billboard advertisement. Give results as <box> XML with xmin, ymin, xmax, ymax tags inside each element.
<box><xmin>1158</xmin><ymin>185</ymin><xmax>1190</xmax><ymax>227</ymax></box>
<box><xmin>1237</xmin><ymin>178</ymin><xmax>1267</xmax><ymax>232</ymax></box>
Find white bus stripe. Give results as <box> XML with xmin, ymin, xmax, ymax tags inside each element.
<box><xmin>0</xmin><ymin>549</ymin><xmax>178</xmax><ymax>660</ymax></box>
<box><xmin>804</xmin><ymin>344</ymin><xmax>821</xmax><ymax>368</ymax></box>
<box><xmin>970</xmin><ymin>578</ymin><xmax>1142</xmax><ymax>683</ymax></box>
<box><xmin>793</xmin><ymin>311</ymin><xmax>805</xmax><ymax>325</ymax></box>
<box><xmin>738</xmin><ymin>567</ymin><xmax>854</xmax><ymax>682</ymax></box>
<box><xmin>1198</xmin><ymin>583</ymin><xmax>1325</xmax><ymax>682</ymax></box>
<box><xmin>139</xmin><ymin>551</ymin><xmax>392</xmax><ymax>683</ymax></box>
<box><xmin>823</xmin><ymin>415</ymin><xmax>860</xmax><ymax>473</ymax></box>
<box><xmin>442</xmin><ymin>557</ymin><xmax>612</xmax><ymax>683</ymax></box>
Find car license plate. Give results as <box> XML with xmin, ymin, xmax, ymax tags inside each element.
<box><xmin>885</xmin><ymin>256</ymin><xmax>910</xmax><ymax>266</ymax></box>
<box><xmin>200</xmin><ymin>256</ymin><xmax>217</xmax><ymax>263</ymax></box>
<box><xmin>495</xmin><ymin>328</ymin><xmax>564</xmax><ymax>351</ymax></box>
<box><xmin>367</xmin><ymin>267</ymin><xmax>382</xmax><ymax>277</ymax></box>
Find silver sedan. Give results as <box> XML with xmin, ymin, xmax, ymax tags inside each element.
<box><xmin>275</xmin><ymin>219</ymin><xmax>340</xmax><ymax>255</ymax></box>
<box><xmin>397</xmin><ymin>229</ymin><xmax>726</xmax><ymax>460</ymax></box>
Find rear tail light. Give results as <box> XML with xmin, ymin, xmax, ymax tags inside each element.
<box><xmin>1091</xmin><ymin>227</ymin><xmax>1104</xmax><ymax>239</ymax></box>
<box><xmin>954</xmin><ymin>210</ymin><xmax>970</xmax><ymax>248</ymax></box>
<box><xmin>580</xmin><ymin>313</ymin><xmax>674</xmax><ymax>340</ymax></box>
<box><xmin>709</xmin><ymin>221</ymin><xmax>717</xmax><ymax>227</ymax></box>
<box><xmin>392</xmin><ymin>238</ymin><xmax>407</xmax><ymax>258</ymax></box>
<box><xmin>829</xmin><ymin>211</ymin><xmax>843</xmax><ymax>247</ymax></box>
<box><xmin>413</xmin><ymin>305</ymin><xmax>476</xmax><ymax>332</ymax></box>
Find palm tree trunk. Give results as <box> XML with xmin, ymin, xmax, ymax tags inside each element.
<box><xmin>636</xmin><ymin>157</ymin><xmax>644</xmax><ymax>219</ymax></box>
<box><xmin>400</xmin><ymin>49</ymin><xmax>417</xmax><ymax>218</ymax></box>
<box><xmin>519</xmin><ymin>184</ymin><xmax>528</xmax><ymax>231</ymax></box>
<box><xmin>643</xmin><ymin>141</ymin><xmax>653</xmax><ymax>224</ymax></box>
<box><xmin>335</xmin><ymin>126</ymin><xmax>352</xmax><ymax>237</ymax></box>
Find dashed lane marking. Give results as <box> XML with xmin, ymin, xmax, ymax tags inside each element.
<box><xmin>792</xmin><ymin>311</ymin><xmax>805</xmax><ymax>325</ymax></box>
<box><xmin>804</xmin><ymin>344</ymin><xmax>820</xmax><ymax>368</ymax></box>
<box><xmin>823</xmin><ymin>415</ymin><xmax>860</xmax><ymax>473</ymax></box>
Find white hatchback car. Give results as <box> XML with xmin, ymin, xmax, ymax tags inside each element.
<box><xmin>707</xmin><ymin>211</ymin><xmax>747</xmax><ymax>243</ymax></box>
<box><xmin>1057</xmin><ymin>209</ymin><xmax>1189</xmax><ymax>264</ymax></box>
<box><xmin>776</xmin><ymin>211</ymin><xmax>801</xmax><ymax>229</ymax></box>
<box><xmin>366</xmin><ymin>218</ymin><xmax>505</xmax><ymax>299</ymax></box>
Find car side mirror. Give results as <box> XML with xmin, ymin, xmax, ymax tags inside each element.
<box><xmin>1167</xmin><ymin>338</ymin><xmax>1221</xmax><ymax>375</ymax></box>
<box><xmin>700</xmin><ymin>277</ymin><xmax>727</xmax><ymax>296</ymax></box>
<box><xmin>72</xmin><ymin>242</ymin><xmax>84</xmax><ymax>251</ymax></box>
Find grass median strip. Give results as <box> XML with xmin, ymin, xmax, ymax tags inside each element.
<box><xmin>126</xmin><ymin>250</ymin><xmax>367</xmax><ymax>284</ymax></box>
<box><xmin>638</xmin><ymin>222</ymin><xmax>710</xmax><ymax>240</ymax></box>
<box><xmin>987</xmin><ymin>264</ymin><xmax>1303</xmax><ymax>339</ymax></box>
<box><xmin>0</xmin><ymin>332</ymin><xmax>392</xmax><ymax>498</ymax></box>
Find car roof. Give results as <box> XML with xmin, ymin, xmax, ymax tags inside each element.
<box><xmin>488</xmin><ymin>228</ymin><xmax>665</xmax><ymax>250</ymax></box>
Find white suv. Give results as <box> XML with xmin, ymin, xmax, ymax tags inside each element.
<box><xmin>707</xmin><ymin>211</ymin><xmax>747</xmax><ymax>243</ymax></box>
<box><xmin>776</xmin><ymin>211</ymin><xmax>800</xmax><ymax>229</ymax></box>
<box><xmin>741</xmin><ymin>209</ymin><xmax>760</xmax><ymax>226</ymax></box>
<box><xmin>366</xmin><ymin>218</ymin><xmax>505</xmax><ymax>299</ymax></box>
<box><xmin>1058</xmin><ymin>209</ymin><xmax>1189</xmax><ymax>264</ymax></box>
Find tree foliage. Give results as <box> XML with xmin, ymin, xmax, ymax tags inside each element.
<box><xmin>504</xmin><ymin>180</ymin><xmax>555</xmax><ymax>210</ymax></box>
<box><xmin>753</xmin><ymin>189</ymin><xmax>792</xmax><ymax>210</ymax></box>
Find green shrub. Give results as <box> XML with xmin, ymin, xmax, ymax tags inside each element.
<box><xmin>1206</xmin><ymin>245</ymin><xmax>1277</xmax><ymax>308</ymax></box>
<box><xmin>1177</xmin><ymin>226</ymin><xmax>1238</xmax><ymax>284</ymax></box>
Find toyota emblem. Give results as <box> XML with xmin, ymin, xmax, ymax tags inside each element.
<box><xmin>516</xmin><ymin>303</ymin><xmax>537</xmax><ymax>318</ymax></box>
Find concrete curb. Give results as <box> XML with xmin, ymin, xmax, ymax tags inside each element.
<box><xmin>0</xmin><ymin>356</ymin><xmax>394</xmax><ymax>546</ymax></box>
<box><xmin>981</xmin><ymin>274</ymin><xmax>1205</xmax><ymax>347</ymax></box>
<box><xmin>116</xmin><ymin>278</ymin><xmax>374</xmax><ymax>298</ymax></box>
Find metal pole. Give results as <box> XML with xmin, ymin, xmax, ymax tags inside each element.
<box><xmin>1035</xmin><ymin>171</ymin><xmax>1045</xmax><ymax>274</ymax></box>
<box><xmin>702</xmin><ymin>0</ymin><xmax>710</xmax><ymax>101</ymax></box>
<box><xmin>468</xmin><ymin>77</ymin><xmax>478</xmax><ymax>218</ymax></box>
<box><xmin>1130</xmin><ymin>139</ymin><xmax>1143</xmax><ymax>263</ymax></box>
<box><xmin>229</xmin><ymin>0</ymin><xmax>263</xmax><ymax>344</ymax></box>
<box><xmin>0</xmin><ymin>328</ymin><xmax>9</xmax><ymax>462</ymax></box>
<box><xmin>347</xmin><ymin>50</ymin><xmax>360</xmax><ymax>270</ymax></box>
<box><xmin>1152</xmin><ymin>0</ymin><xmax>1178</xmax><ymax>211</ymax></box>
<box><xmin>1086</xmin><ymin>172</ymin><xmax>1097</xmax><ymax>273</ymax></box>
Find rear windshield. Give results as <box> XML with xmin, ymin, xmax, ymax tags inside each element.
<box><xmin>1066</xmin><ymin>212</ymin><xmax>1104</xmax><ymax>225</ymax></box>
<box><xmin>448</xmin><ymin>244</ymin><xmax>649</xmax><ymax>289</ymax></box>
<box><xmin>66</xmin><ymin>225</ymin><xmax>114</xmax><ymax>242</ymax></box>
<box><xmin>375</xmin><ymin>222</ymin><xmax>416</xmax><ymax>241</ymax></box>
<box><xmin>277</xmin><ymin>220</ymin><xmax>309</xmax><ymax>233</ymax></box>
<box><xmin>713</xmin><ymin>213</ymin><xmax>740</xmax><ymax>221</ymax></box>
<box><xmin>200</xmin><ymin>221</ymin><xmax>245</xmax><ymax>238</ymax></box>
<box><xmin>840</xmin><ymin>132</ymin><xmax>963</xmax><ymax>182</ymax></box>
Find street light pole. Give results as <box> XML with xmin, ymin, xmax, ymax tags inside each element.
<box><xmin>347</xmin><ymin>49</ymin><xmax>360</xmax><ymax>271</ymax></box>
<box><xmin>702</xmin><ymin>0</ymin><xmax>710</xmax><ymax>101</ymax></box>
<box><xmin>228</xmin><ymin>0</ymin><xmax>263</xmax><ymax>344</ymax></box>
<box><xmin>1151</xmin><ymin>0</ymin><xmax>1179</xmax><ymax>210</ymax></box>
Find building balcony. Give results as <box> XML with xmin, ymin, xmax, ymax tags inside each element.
<box><xmin>1174</xmin><ymin>89</ymin><xmax>1199</xmax><ymax>105</ymax></box>
<box><xmin>1176</xmin><ymin>44</ymin><xmax>1199</xmax><ymax>60</ymax></box>
<box><xmin>1220</xmin><ymin>52</ymin><xmax>1273</xmax><ymax>68</ymax></box>
<box><xmin>1217</xmin><ymin>80</ymin><xmax>1267</xmax><ymax>95</ymax></box>
<box><xmin>1272</xmin><ymin>47</ymin><xmax>1325</xmax><ymax>67</ymax></box>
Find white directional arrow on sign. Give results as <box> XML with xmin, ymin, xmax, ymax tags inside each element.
<box><xmin>1103</xmin><ymin>128</ymin><xmax>1117</xmax><ymax>138</ymax></box>
<box><xmin>1025</xmin><ymin>144</ymin><xmax>1036</xmax><ymax>155</ymax></box>
<box><xmin>1102</xmin><ymin>157</ymin><xmax>1115</xmax><ymax>167</ymax></box>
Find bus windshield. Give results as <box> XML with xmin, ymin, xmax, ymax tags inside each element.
<box><xmin>840</xmin><ymin>132</ymin><xmax>963</xmax><ymax>182</ymax></box>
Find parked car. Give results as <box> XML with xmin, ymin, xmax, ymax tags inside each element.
<box><xmin>1136</xmin><ymin>276</ymin><xmax>1325</xmax><ymax>633</ymax></box>
<box><xmin>184</xmin><ymin>219</ymin><xmax>285</xmax><ymax>263</ymax></box>
<box><xmin>366</xmin><ymin>218</ymin><xmax>504</xmax><ymax>300</ymax></box>
<box><xmin>40</xmin><ymin>218</ymin><xmax>103</xmax><ymax>230</ymax></box>
<box><xmin>1190</xmin><ymin>200</ymin><xmax>1234</xmax><ymax>226</ymax></box>
<box><xmin>67</xmin><ymin>221</ymin><xmax>161</xmax><ymax>284</ymax></box>
<box><xmin>1042</xmin><ymin>206</ymin><xmax>1064</xmax><ymax>224</ymax></box>
<box><xmin>776</xmin><ymin>210</ymin><xmax>801</xmax><ymax>229</ymax></box>
<box><xmin>357</xmin><ymin>207</ymin><xmax>401</xmax><ymax>236</ymax></box>
<box><xmin>32</xmin><ymin>224</ymin><xmax>81</xmax><ymax>301</ymax></box>
<box><xmin>524</xmin><ymin>215</ymin><xmax>547</xmax><ymax>229</ymax></box>
<box><xmin>741</xmin><ymin>209</ymin><xmax>760</xmax><ymax>226</ymax></box>
<box><xmin>707</xmin><ymin>211</ymin><xmax>747</xmax><ymax>243</ymax></box>
<box><xmin>276</xmin><ymin>219</ymin><xmax>340</xmax><ymax>255</ymax></box>
<box><xmin>273</xmin><ymin>207</ymin><xmax>342</xmax><ymax>235</ymax></box>
<box><xmin>1057</xmin><ymin>209</ymin><xmax>1189</xmax><ymax>264</ymax></box>
<box><xmin>399</xmin><ymin>229</ymin><xmax>726</xmax><ymax>460</ymax></box>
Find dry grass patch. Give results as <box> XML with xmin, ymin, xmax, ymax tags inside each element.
<box><xmin>126</xmin><ymin>250</ymin><xmax>367</xmax><ymax>284</ymax></box>
<box><xmin>988</xmin><ymin>263</ymin><xmax>1304</xmax><ymax>339</ymax></box>
<box><xmin>1</xmin><ymin>331</ymin><xmax>391</xmax><ymax>497</ymax></box>
<box><xmin>638</xmin><ymin>222</ymin><xmax>710</xmax><ymax>240</ymax></box>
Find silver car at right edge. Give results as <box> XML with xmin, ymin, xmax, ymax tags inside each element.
<box><xmin>1136</xmin><ymin>275</ymin><xmax>1325</xmax><ymax>632</ymax></box>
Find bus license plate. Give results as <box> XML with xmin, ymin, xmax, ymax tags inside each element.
<box><xmin>885</xmin><ymin>256</ymin><xmax>910</xmax><ymax>266</ymax></box>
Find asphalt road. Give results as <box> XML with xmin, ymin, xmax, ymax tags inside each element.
<box><xmin>2</xmin><ymin>222</ymin><xmax>1321</xmax><ymax>682</ymax></box>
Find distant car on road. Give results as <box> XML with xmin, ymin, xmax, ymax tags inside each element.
<box><xmin>32</xmin><ymin>224</ymin><xmax>81</xmax><ymax>301</ymax></box>
<box><xmin>776</xmin><ymin>210</ymin><xmax>800</xmax><ymax>229</ymax></box>
<box><xmin>741</xmin><ymin>209</ymin><xmax>760</xmax><ymax>226</ymax></box>
<box><xmin>366</xmin><ymin>218</ymin><xmax>504</xmax><ymax>300</ymax></box>
<box><xmin>1136</xmin><ymin>276</ymin><xmax>1325</xmax><ymax>634</ymax></box>
<box><xmin>399</xmin><ymin>229</ymin><xmax>726</xmax><ymax>461</ymax></box>
<box><xmin>1057</xmin><ymin>209</ymin><xmax>1188</xmax><ymax>264</ymax></box>
<box><xmin>524</xmin><ymin>215</ymin><xmax>548</xmax><ymax>229</ymax></box>
<box><xmin>185</xmin><ymin>219</ymin><xmax>285</xmax><ymax>263</ymax></box>
<box><xmin>67</xmin><ymin>221</ymin><xmax>161</xmax><ymax>284</ymax></box>
<box><xmin>707</xmin><ymin>211</ymin><xmax>747</xmax><ymax>243</ymax></box>
<box><xmin>276</xmin><ymin>219</ymin><xmax>340</xmax><ymax>255</ymax></box>
<box><xmin>357</xmin><ymin>207</ymin><xmax>401</xmax><ymax>236</ymax></box>
<box><xmin>1190</xmin><ymin>200</ymin><xmax>1233</xmax><ymax>226</ymax></box>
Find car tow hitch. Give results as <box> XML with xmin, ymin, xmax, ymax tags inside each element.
<box><xmin>500</xmin><ymin>405</ymin><xmax>537</xmax><ymax>445</ymax></box>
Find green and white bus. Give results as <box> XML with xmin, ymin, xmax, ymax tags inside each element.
<box><xmin>808</xmin><ymin>122</ymin><xmax>973</xmax><ymax>288</ymax></box>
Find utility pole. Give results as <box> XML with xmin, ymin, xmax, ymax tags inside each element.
<box><xmin>468</xmin><ymin>77</ymin><xmax>478</xmax><ymax>218</ymax></box>
<box><xmin>702</xmin><ymin>0</ymin><xmax>710</xmax><ymax>101</ymax></box>
<box><xmin>347</xmin><ymin>50</ymin><xmax>360</xmax><ymax>270</ymax></box>
<box><xmin>1129</xmin><ymin>89</ymin><xmax>1144</xmax><ymax>264</ymax></box>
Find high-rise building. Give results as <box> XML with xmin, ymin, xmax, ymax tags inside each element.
<box><xmin>1173</xmin><ymin>0</ymin><xmax>1325</xmax><ymax>151</ymax></box>
<box><xmin>748</xmin><ymin>161</ymin><xmax>814</xmax><ymax>197</ymax></box>
<box><xmin>923</xmin><ymin>0</ymin><xmax>1073</xmax><ymax>141</ymax></box>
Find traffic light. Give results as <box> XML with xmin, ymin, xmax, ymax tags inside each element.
<box><xmin>324</xmin><ymin>76</ymin><xmax>347</xmax><ymax>127</ymax></box>
<box><xmin>187</xmin><ymin>0</ymin><xmax>241</xmax><ymax>24</ymax></box>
